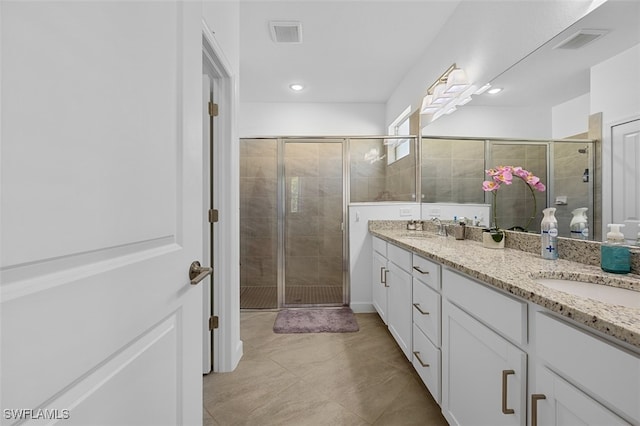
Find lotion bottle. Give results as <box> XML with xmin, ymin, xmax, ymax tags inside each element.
<box><xmin>569</xmin><ymin>207</ymin><xmax>589</xmax><ymax>240</ymax></box>
<box><xmin>541</xmin><ymin>207</ymin><xmax>558</xmax><ymax>260</ymax></box>
<box><xmin>601</xmin><ymin>224</ymin><xmax>630</xmax><ymax>274</ymax></box>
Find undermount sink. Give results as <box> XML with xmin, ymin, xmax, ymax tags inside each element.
<box><xmin>532</xmin><ymin>275</ymin><xmax>640</xmax><ymax>309</ymax></box>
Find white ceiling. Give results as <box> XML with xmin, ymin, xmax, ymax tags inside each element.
<box><xmin>239</xmin><ymin>0</ymin><xmax>640</xmax><ymax>108</ymax></box>
<box><xmin>239</xmin><ymin>0</ymin><xmax>461</xmax><ymax>103</ymax></box>
<box><xmin>480</xmin><ymin>0</ymin><xmax>640</xmax><ymax>108</ymax></box>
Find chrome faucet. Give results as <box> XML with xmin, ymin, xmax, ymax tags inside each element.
<box><xmin>431</xmin><ymin>217</ymin><xmax>448</xmax><ymax>236</ymax></box>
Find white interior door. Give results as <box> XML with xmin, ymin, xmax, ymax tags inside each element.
<box><xmin>1</xmin><ymin>2</ymin><xmax>203</xmax><ymax>425</ymax></box>
<box><xmin>611</xmin><ymin>119</ymin><xmax>640</xmax><ymax>242</ymax></box>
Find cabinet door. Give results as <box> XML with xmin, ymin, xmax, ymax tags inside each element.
<box><xmin>442</xmin><ymin>301</ymin><xmax>526</xmax><ymax>426</ymax></box>
<box><xmin>372</xmin><ymin>251</ymin><xmax>388</xmax><ymax>324</ymax></box>
<box><xmin>533</xmin><ymin>367</ymin><xmax>631</xmax><ymax>426</ymax></box>
<box><xmin>387</xmin><ymin>262</ymin><xmax>412</xmax><ymax>360</ymax></box>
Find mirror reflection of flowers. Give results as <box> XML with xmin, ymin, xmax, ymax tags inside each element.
<box><xmin>482</xmin><ymin>166</ymin><xmax>546</xmax><ymax>241</ymax></box>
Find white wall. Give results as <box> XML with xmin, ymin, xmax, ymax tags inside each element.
<box><xmin>552</xmin><ymin>93</ymin><xmax>590</xmax><ymax>139</ymax></box>
<box><xmin>591</xmin><ymin>43</ymin><xmax>640</xmax><ymax>236</ymax></box>
<box><xmin>386</xmin><ymin>1</ymin><xmax>598</xmax><ymax>128</ymax></box>
<box><xmin>422</xmin><ymin>105</ymin><xmax>551</xmax><ymax>139</ymax></box>
<box><xmin>239</xmin><ymin>102</ymin><xmax>386</xmax><ymax>137</ymax></box>
<box><xmin>348</xmin><ymin>203</ymin><xmax>420</xmax><ymax>313</ymax></box>
<box><xmin>591</xmin><ymin>44</ymin><xmax>640</xmax><ymax>125</ymax></box>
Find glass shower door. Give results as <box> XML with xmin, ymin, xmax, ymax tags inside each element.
<box><xmin>283</xmin><ymin>141</ymin><xmax>345</xmax><ymax>307</ymax></box>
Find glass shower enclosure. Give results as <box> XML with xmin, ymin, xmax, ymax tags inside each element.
<box><xmin>239</xmin><ymin>138</ymin><xmax>346</xmax><ymax>309</ymax></box>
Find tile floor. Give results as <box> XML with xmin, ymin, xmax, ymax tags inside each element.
<box><xmin>203</xmin><ymin>311</ymin><xmax>448</xmax><ymax>425</ymax></box>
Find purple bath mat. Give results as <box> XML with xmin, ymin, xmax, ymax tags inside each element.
<box><xmin>273</xmin><ymin>307</ymin><xmax>359</xmax><ymax>333</ymax></box>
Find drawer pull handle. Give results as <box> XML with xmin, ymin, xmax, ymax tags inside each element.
<box><xmin>501</xmin><ymin>369</ymin><xmax>515</xmax><ymax>415</ymax></box>
<box><xmin>412</xmin><ymin>303</ymin><xmax>429</xmax><ymax>315</ymax></box>
<box><xmin>413</xmin><ymin>266</ymin><xmax>429</xmax><ymax>274</ymax></box>
<box><xmin>531</xmin><ymin>394</ymin><xmax>546</xmax><ymax>426</ymax></box>
<box><xmin>413</xmin><ymin>351</ymin><xmax>429</xmax><ymax>367</ymax></box>
<box><xmin>381</xmin><ymin>268</ymin><xmax>389</xmax><ymax>287</ymax></box>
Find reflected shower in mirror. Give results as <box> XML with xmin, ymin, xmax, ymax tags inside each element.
<box><xmin>421</xmin><ymin>137</ymin><xmax>594</xmax><ymax>238</ymax></box>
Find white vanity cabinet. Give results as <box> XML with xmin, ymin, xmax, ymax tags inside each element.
<box><xmin>532</xmin><ymin>367</ymin><xmax>630</xmax><ymax>426</ymax></box>
<box><xmin>369</xmin><ymin>231</ymin><xmax>640</xmax><ymax>425</ymax></box>
<box><xmin>386</xmin><ymin>243</ymin><xmax>413</xmax><ymax>360</ymax></box>
<box><xmin>530</xmin><ymin>312</ymin><xmax>639</xmax><ymax>426</ymax></box>
<box><xmin>372</xmin><ymin>237</ymin><xmax>389</xmax><ymax>324</ymax></box>
<box><xmin>442</xmin><ymin>269</ymin><xmax>527</xmax><ymax>426</ymax></box>
<box><xmin>411</xmin><ymin>254</ymin><xmax>442</xmax><ymax>403</ymax></box>
<box><xmin>371</xmin><ymin>237</ymin><xmax>413</xmax><ymax>360</ymax></box>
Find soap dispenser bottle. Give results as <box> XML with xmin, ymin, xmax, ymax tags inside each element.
<box><xmin>601</xmin><ymin>224</ymin><xmax>630</xmax><ymax>274</ymax></box>
<box><xmin>541</xmin><ymin>207</ymin><xmax>558</xmax><ymax>260</ymax></box>
<box><xmin>569</xmin><ymin>207</ymin><xmax>589</xmax><ymax>240</ymax></box>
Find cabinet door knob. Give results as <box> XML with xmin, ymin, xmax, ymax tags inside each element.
<box><xmin>531</xmin><ymin>394</ymin><xmax>546</xmax><ymax>426</ymax></box>
<box><xmin>501</xmin><ymin>369</ymin><xmax>515</xmax><ymax>414</ymax></box>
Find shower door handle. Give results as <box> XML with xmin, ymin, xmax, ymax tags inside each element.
<box><xmin>189</xmin><ymin>261</ymin><xmax>213</xmax><ymax>285</ymax></box>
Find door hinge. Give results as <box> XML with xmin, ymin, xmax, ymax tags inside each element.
<box><xmin>208</xmin><ymin>102</ymin><xmax>219</xmax><ymax>117</ymax></box>
<box><xmin>209</xmin><ymin>316</ymin><xmax>219</xmax><ymax>330</ymax></box>
<box><xmin>208</xmin><ymin>209</ymin><xmax>219</xmax><ymax>223</ymax></box>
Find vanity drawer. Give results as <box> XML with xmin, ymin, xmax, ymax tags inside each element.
<box><xmin>412</xmin><ymin>254</ymin><xmax>441</xmax><ymax>290</ymax></box>
<box><xmin>413</xmin><ymin>323</ymin><xmax>441</xmax><ymax>404</ymax></box>
<box><xmin>536</xmin><ymin>312</ymin><xmax>640</xmax><ymax>423</ymax></box>
<box><xmin>387</xmin><ymin>243</ymin><xmax>412</xmax><ymax>272</ymax></box>
<box><xmin>372</xmin><ymin>236</ymin><xmax>387</xmax><ymax>256</ymax></box>
<box><xmin>442</xmin><ymin>268</ymin><xmax>527</xmax><ymax>345</ymax></box>
<box><xmin>413</xmin><ymin>279</ymin><xmax>441</xmax><ymax>346</ymax></box>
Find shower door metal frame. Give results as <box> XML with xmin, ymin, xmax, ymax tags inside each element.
<box><xmin>277</xmin><ymin>138</ymin><xmax>349</xmax><ymax>308</ymax></box>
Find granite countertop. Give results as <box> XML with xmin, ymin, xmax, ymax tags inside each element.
<box><xmin>370</xmin><ymin>225</ymin><xmax>640</xmax><ymax>350</ymax></box>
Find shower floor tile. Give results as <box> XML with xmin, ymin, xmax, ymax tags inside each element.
<box><xmin>240</xmin><ymin>285</ymin><xmax>343</xmax><ymax>309</ymax></box>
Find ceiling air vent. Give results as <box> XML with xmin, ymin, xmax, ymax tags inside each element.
<box><xmin>553</xmin><ymin>29</ymin><xmax>608</xmax><ymax>50</ymax></box>
<box><xmin>269</xmin><ymin>21</ymin><xmax>303</xmax><ymax>43</ymax></box>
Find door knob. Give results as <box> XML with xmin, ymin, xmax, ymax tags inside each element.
<box><xmin>189</xmin><ymin>261</ymin><xmax>212</xmax><ymax>285</ymax></box>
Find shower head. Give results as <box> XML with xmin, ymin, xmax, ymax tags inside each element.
<box><xmin>578</xmin><ymin>146</ymin><xmax>588</xmax><ymax>154</ymax></box>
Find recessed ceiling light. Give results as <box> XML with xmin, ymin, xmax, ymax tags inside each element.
<box><xmin>487</xmin><ymin>87</ymin><xmax>503</xmax><ymax>95</ymax></box>
<box><xmin>289</xmin><ymin>83</ymin><xmax>304</xmax><ymax>91</ymax></box>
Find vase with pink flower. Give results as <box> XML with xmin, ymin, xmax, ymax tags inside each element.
<box><xmin>482</xmin><ymin>165</ymin><xmax>546</xmax><ymax>248</ymax></box>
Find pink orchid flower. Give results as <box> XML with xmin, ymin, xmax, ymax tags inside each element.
<box><xmin>483</xmin><ymin>165</ymin><xmax>546</xmax><ymax>232</ymax></box>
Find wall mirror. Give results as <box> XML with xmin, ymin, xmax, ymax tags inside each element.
<box><xmin>419</xmin><ymin>0</ymin><xmax>640</xmax><ymax>242</ymax></box>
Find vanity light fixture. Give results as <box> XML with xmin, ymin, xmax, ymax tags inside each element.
<box><xmin>475</xmin><ymin>83</ymin><xmax>491</xmax><ymax>95</ymax></box>
<box><xmin>289</xmin><ymin>83</ymin><xmax>304</xmax><ymax>91</ymax></box>
<box><xmin>487</xmin><ymin>87</ymin><xmax>503</xmax><ymax>94</ymax></box>
<box><xmin>458</xmin><ymin>96</ymin><xmax>472</xmax><ymax>106</ymax></box>
<box><xmin>420</xmin><ymin>63</ymin><xmax>475</xmax><ymax>121</ymax></box>
<box><xmin>444</xmin><ymin>68</ymin><xmax>470</xmax><ymax>94</ymax></box>
<box><xmin>431</xmin><ymin>82</ymin><xmax>454</xmax><ymax>104</ymax></box>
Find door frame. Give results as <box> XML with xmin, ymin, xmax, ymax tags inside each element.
<box><xmin>602</xmin><ymin>114</ymin><xmax>640</xmax><ymax>239</ymax></box>
<box><xmin>202</xmin><ymin>21</ymin><xmax>242</xmax><ymax>373</ymax></box>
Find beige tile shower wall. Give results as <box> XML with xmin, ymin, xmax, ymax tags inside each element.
<box><xmin>386</xmin><ymin>145</ymin><xmax>416</xmax><ymax>201</ymax></box>
<box><xmin>240</xmin><ymin>139</ymin><xmax>278</xmax><ymax>289</ymax></box>
<box><xmin>421</xmin><ymin>138</ymin><xmax>485</xmax><ymax>204</ymax></box>
<box><xmin>284</xmin><ymin>142</ymin><xmax>343</xmax><ymax>291</ymax></box>
<box><xmin>349</xmin><ymin>139</ymin><xmax>387</xmax><ymax>202</ymax></box>
<box><xmin>553</xmin><ymin>142</ymin><xmax>591</xmax><ymax>238</ymax></box>
<box><xmin>490</xmin><ymin>143</ymin><xmax>547</xmax><ymax>232</ymax></box>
